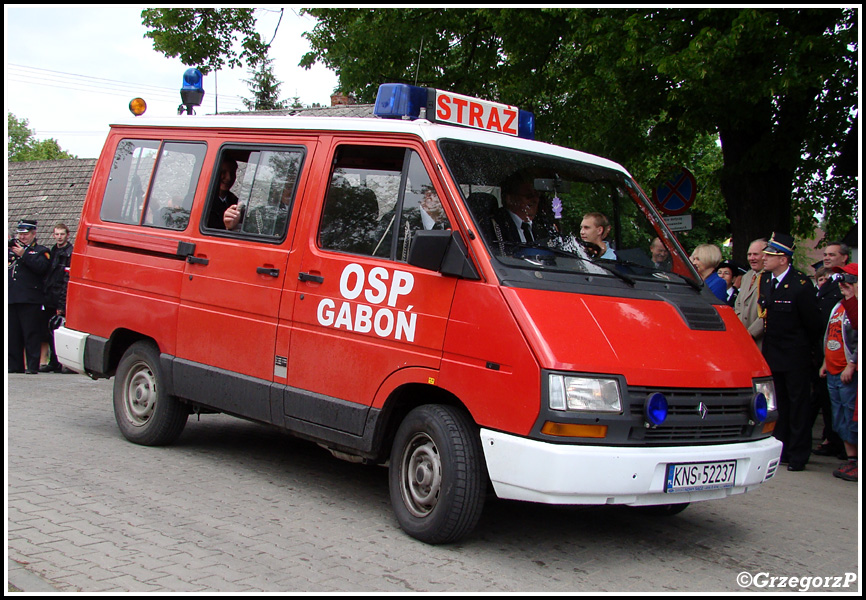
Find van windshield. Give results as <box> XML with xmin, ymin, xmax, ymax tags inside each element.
<box><xmin>439</xmin><ymin>140</ymin><xmax>698</xmax><ymax>286</ymax></box>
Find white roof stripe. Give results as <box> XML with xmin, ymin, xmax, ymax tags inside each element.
<box><xmin>110</xmin><ymin>115</ymin><xmax>628</xmax><ymax>175</ymax></box>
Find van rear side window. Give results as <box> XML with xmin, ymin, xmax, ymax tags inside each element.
<box><xmin>100</xmin><ymin>139</ymin><xmax>206</xmax><ymax>230</ymax></box>
<box><xmin>204</xmin><ymin>146</ymin><xmax>305</xmax><ymax>239</ymax></box>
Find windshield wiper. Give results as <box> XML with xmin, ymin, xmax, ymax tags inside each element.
<box><xmin>674</xmin><ymin>273</ymin><xmax>703</xmax><ymax>292</ymax></box>
<box><xmin>508</xmin><ymin>241</ymin><xmax>637</xmax><ymax>286</ymax></box>
<box><xmin>607</xmin><ymin>256</ymin><xmax>703</xmax><ymax>291</ymax></box>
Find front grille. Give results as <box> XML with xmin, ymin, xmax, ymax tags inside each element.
<box><xmin>626</xmin><ymin>386</ymin><xmax>758</xmax><ymax>445</ymax></box>
<box><xmin>532</xmin><ymin>373</ymin><xmax>773</xmax><ymax>447</ymax></box>
<box><xmin>641</xmin><ymin>424</ymin><xmax>747</xmax><ymax>442</ymax></box>
<box><xmin>654</xmin><ymin>402</ymin><xmax>745</xmax><ymax>417</ymax></box>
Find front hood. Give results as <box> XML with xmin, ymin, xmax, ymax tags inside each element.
<box><xmin>502</xmin><ymin>286</ymin><xmax>769</xmax><ymax>389</ymax></box>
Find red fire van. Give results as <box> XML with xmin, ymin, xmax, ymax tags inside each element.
<box><xmin>56</xmin><ymin>83</ymin><xmax>782</xmax><ymax>544</ymax></box>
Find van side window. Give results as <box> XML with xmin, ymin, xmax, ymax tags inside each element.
<box><xmin>100</xmin><ymin>139</ymin><xmax>159</xmax><ymax>225</ymax></box>
<box><xmin>145</xmin><ymin>143</ymin><xmax>207</xmax><ymax>230</ymax></box>
<box><xmin>397</xmin><ymin>151</ymin><xmax>449</xmax><ymax>261</ymax></box>
<box><xmin>319</xmin><ymin>145</ymin><xmax>443</xmax><ymax>260</ymax></box>
<box><xmin>99</xmin><ymin>139</ymin><xmax>205</xmax><ymax>231</ymax></box>
<box><xmin>319</xmin><ymin>145</ymin><xmax>401</xmax><ymax>257</ymax></box>
<box><xmin>204</xmin><ymin>147</ymin><xmax>304</xmax><ymax>240</ymax></box>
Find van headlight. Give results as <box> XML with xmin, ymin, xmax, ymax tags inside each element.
<box><xmin>753</xmin><ymin>378</ymin><xmax>777</xmax><ymax>411</ymax></box>
<box><xmin>548</xmin><ymin>375</ymin><xmax>622</xmax><ymax>413</ymax></box>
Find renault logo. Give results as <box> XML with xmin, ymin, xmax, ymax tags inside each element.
<box><xmin>697</xmin><ymin>402</ymin><xmax>709</xmax><ymax>419</ymax></box>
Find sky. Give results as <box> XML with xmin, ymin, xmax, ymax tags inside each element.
<box><xmin>5</xmin><ymin>5</ymin><xmax>340</xmax><ymax>159</ymax></box>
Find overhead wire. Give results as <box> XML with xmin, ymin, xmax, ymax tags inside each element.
<box><xmin>9</xmin><ymin>64</ymin><xmax>181</xmax><ymax>95</ymax></box>
<box><xmin>8</xmin><ymin>64</ymin><xmax>249</xmax><ymax>112</ymax></box>
<box><xmin>267</xmin><ymin>8</ymin><xmax>284</xmax><ymax>46</ymax></box>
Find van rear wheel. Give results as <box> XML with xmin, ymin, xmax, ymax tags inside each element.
<box><xmin>113</xmin><ymin>341</ymin><xmax>187</xmax><ymax>446</ymax></box>
<box><xmin>389</xmin><ymin>405</ymin><xmax>485</xmax><ymax>544</ymax></box>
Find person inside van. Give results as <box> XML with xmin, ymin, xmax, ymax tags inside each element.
<box><xmin>492</xmin><ymin>174</ymin><xmax>542</xmax><ymax>244</ymax></box>
<box><xmin>410</xmin><ymin>187</ymin><xmax>449</xmax><ymax>231</ymax></box>
<box><xmin>650</xmin><ymin>237</ymin><xmax>672</xmax><ymax>270</ymax></box>
<box><xmin>580</xmin><ymin>212</ymin><xmax>616</xmax><ymax>259</ymax></box>
<box><xmin>207</xmin><ymin>157</ymin><xmax>240</xmax><ymax>229</ymax></box>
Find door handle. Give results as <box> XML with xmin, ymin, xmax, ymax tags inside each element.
<box><xmin>186</xmin><ymin>255</ymin><xmax>209</xmax><ymax>265</ymax></box>
<box><xmin>298</xmin><ymin>272</ymin><xmax>324</xmax><ymax>284</ymax></box>
<box><xmin>257</xmin><ymin>267</ymin><xmax>280</xmax><ymax>277</ymax></box>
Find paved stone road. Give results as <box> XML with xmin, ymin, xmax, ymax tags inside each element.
<box><xmin>6</xmin><ymin>373</ymin><xmax>860</xmax><ymax>593</ymax></box>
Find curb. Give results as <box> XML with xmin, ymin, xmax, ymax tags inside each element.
<box><xmin>8</xmin><ymin>558</ymin><xmax>61</xmax><ymax>593</ymax></box>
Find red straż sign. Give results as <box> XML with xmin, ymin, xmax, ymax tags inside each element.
<box><xmin>434</xmin><ymin>90</ymin><xmax>520</xmax><ymax>136</ymax></box>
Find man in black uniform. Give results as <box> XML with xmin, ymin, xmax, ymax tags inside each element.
<box><xmin>758</xmin><ymin>232</ymin><xmax>823</xmax><ymax>471</ymax></box>
<box><xmin>8</xmin><ymin>219</ymin><xmax>51</xmax><ymax>374</ymax></box>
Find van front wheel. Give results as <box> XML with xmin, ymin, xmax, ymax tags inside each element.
<box><xmin>389</xmin><ymin>405</ymin><xmax>485</xmax><ymax>544</ymax></box>
<box><xmin>113</xmin><ymin>341</ymin><xmax>187</xmax><ymax>446</ymax></box>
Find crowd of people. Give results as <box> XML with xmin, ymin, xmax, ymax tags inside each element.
<box><xmin>8</xmin><ymin>219</ymin><xmax>74</xmax><ymax>375</ymax></box>
<box><xmin>715</xmin><ymin>234</ymin><xmax>858</xmax><ymax>483</ymax></box>
<box><xmin>630</xmin><ymin>228</ymin><xmax>854</xmax><ymax>479</ymax></box>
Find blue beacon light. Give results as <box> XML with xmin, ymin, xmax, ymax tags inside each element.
<box><xmin>751</xmin><ymin>393</ymin><xmax>768</xmax><ymax>424</ymax></box>
<box><xmin>644</xmin><ymin>392</ymin><xmax>668</xmax><ymax>427</ymax></box>
<box><xmin>179</xmin><ymin>68</ymin><xmax>205</xmax><ymax>115</ymax></box>
<box><xmin>374</xmin><ymin>83</ymin><xmax>427</xmax><ymax>120</ymax></box>
<box><xmin>517</xmin><ymin>109</ymin><xmax>535</xmax><ymax>140</ymax></box>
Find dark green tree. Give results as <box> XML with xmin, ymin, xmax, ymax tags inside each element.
<box><xmin>242</xmin><ymin>56</ymin><xmax>288</xmax><ymax>111</ymax></box>
<box><xmin>8</xmin><ymin>113</ymin><xmax>76</xmax><ymax>161</ymax></box>
<box><xmin>300</xmin><ymin>8</ymin><xmax>858</xmax><ymax>264</ymax></box>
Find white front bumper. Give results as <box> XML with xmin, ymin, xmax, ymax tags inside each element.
<box><xmin>480</xmin><ymin>429</ymin><xmax>782</xmax><ymax>506</ymax></box>
<box><xmin>53</xmin><ymin>326</ymin><xmax>88</xmax><ymax>374</ymax></box>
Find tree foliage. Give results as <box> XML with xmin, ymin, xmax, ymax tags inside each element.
<box><xmin>301</xmin><ymin>8</ymin><xmax>858</xmax><ymax>263</ymax></box>
<box><xmin>242</xmin><ymin>56</ymin><xmax>288</xmax><ymax>111</ymax></box>
<box><xmin>8</xmin><ymin>113</ymin><xmax>76</xmax><ymax>161</ymax></box>
<box><xmin>141</xmin><ymin>8</ymin><xmax>268</xmax><ymax>75</ymax></box>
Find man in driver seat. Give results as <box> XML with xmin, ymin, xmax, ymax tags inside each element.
<box><xmin>492</xmin><ymin>174</ymin><xmax>543</xmax><ymax>244</ymax></box>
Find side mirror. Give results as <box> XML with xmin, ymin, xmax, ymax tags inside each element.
<box><xmin>407</xmin><ymin>230</ymin><xmax>479</xmax><ymax>279</ymax></box>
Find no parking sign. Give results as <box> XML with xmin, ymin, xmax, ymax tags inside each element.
<box><xmin>652</xmin><ymin>167</ymin><xmax>696</xmax><ymax>216</ymax></box>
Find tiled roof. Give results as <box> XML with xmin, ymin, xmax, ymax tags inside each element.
<box><xmin>222</xmin><ymin>104</ymin><xmax>376</xmax><ymax>119</ymax></box>
<box><xmin>7</xmin><ymin>159</ymin><xmax>96</xmax><ymax>242</ymax></box>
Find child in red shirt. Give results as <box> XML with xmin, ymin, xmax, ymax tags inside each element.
<box><xmin>820</xmin><ymin>264</ymin><xmax>858</xmax><ymax>481</ymax></box>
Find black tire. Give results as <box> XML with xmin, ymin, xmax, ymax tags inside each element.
<box><xmin>389</xmin><ymin>404</ymin><xmax>486</xmax><ymax>544</ymax></box>
<box><xmin>113</xmin><ymin>341</ymin><xmax>187</xmax><ymax>446</ymax></box>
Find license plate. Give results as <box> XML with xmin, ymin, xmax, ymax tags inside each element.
<box><xmin>664</xmin><ymin>460</ymin><xmax>736</xmax><ymax>493</ymax></box>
